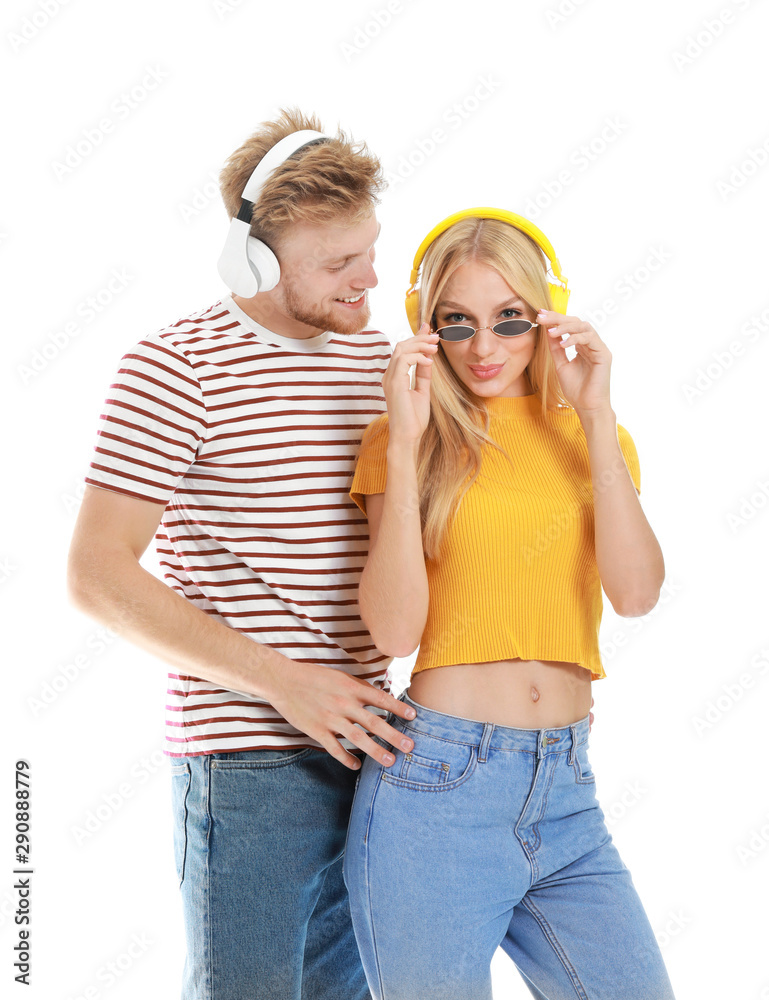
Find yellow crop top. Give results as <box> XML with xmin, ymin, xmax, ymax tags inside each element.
<box><xmin>349</xmin><ymin>393</ymin><xmax>642</xmax><ymax>681</ymax></box>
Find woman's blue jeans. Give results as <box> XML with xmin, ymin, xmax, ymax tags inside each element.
<box><xmin>343</xmin><ymin>692</ymin><xmax>677</xmax><ymax>1000</ymax></box>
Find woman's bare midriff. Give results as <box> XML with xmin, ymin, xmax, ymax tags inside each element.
<box><xmin>406</xmin><ymin>657</ymin><xmax>593</xmax><ymax>730</ymax></box>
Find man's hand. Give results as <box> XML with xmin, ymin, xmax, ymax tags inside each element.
<box><xmin>68</xmin><ymin>487</ymin><xmax>416</xmax><ymax>773</ymax></box>
<box><xmin>266</xmin><ymin>659</ymin><xmax>416</xmax><ymax>770</ymax></box>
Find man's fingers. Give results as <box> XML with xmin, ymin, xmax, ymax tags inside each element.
<box><xmin>376</xmin><ymin>719</ymin><xmax>415</xmax><ymax>754</ymax></box>
<box><xmin>351</xmin><ymin>678</ymin><xmax>416</xmax><ymax>720</ymax></box>
<box><xmin>365</xmin><ymin>684</ymin><xmax>416</xmax><ymax>722</ymax></box>
<box><xmin>320</xmin><ymin>733</ymin><xmax>364</xmax><ymax>771</ymax></box>
<box><xmin>340</xmin><ymin>722</ymin><xmax>400</xmax><ymax>768</ymax></box>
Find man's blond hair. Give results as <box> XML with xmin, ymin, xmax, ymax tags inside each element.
<box><xmin>219</xmin><ymin>107</ymin><xmax>385</xmax><ymax>255</ymax></box>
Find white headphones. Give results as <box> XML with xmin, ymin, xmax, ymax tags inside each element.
<box><xmin>217</xmin><ymin>129</ymin><xmax>330</xmax><ymax>297</ymax></box>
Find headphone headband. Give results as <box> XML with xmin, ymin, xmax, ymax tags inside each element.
<box><xmin>408</xmin><ymin>207</ymin><xmax>566</xmax><ymax>289</ymax></box>
<box><xmin>240</xmin><ymin>129</ymin><xmax>330</xmax><ymax>205</ymax></box>
<box><xmin>218</xmin><ymin>129</ymin><xmax>330</xmax><ymax>296</ymax></box>
<box><xmin>404</xmin><ymin>207</ymin><xmax>570</xmax><ymax>333</ymax></box>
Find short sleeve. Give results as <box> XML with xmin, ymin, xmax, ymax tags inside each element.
<box><xmin>84</xmin><ymin>335</ymin><xmax>208</xmax><ymax>506</ymax></box>
<box><xmin>349</xmin><ymin>412</ymin><xmax>390</xmax><ymax>514</ymax></box>
<box><xmin>616</xmin><ymin>423</ymin><xmax>641</xmax><ymax>496</ymax></box>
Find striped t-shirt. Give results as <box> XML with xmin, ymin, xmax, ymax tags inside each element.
<box><xmin>85</xmin><ymin>294</ymin><xmax>393</xmax><ymax>756</ymax></box>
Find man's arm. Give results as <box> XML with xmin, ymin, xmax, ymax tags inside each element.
<box><xmin>67</xmin><ymin>484</ymin><xmax>416</xmax><ymax>770</ymax></box>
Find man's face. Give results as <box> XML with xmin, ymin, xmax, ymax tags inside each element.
<box><xmin>274</xmin><ymin>212</ymin><xmax>380</xmax><ymax>335</ymax></box>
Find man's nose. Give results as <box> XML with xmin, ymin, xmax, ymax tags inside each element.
<box><xmin>351</xmin><ymin>256</ymin><xmax>378</xmax><ymax>289</ymax></box>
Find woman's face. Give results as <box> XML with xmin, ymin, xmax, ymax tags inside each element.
<box><xmin>433</xmin><ymin>261</ymin><xmax>539</xmax><ymax>398</ymax></box>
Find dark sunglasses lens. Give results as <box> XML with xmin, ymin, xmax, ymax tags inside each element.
<box><xmin>493</xmin><ymin>320</ymin><xmax>533</xmax><ymax>337</ymax></box>
<box><xmin>437</xmin><ymin>326</ymin><xmax>475</xmax><ymax>342</ymax></box>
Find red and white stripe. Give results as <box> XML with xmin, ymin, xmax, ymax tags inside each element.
<box><xmin>85</xmin><ymin>295</ymin><xmax>393</xmax><ymax>756</ymax></box>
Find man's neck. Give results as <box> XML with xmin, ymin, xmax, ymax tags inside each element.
<box><xmin>231</xmin><ymin>294</ymin><xmax>324</xmax><ymax>341</ymax></box>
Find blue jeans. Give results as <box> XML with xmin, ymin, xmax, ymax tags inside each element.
<box><xmin>171</xmin><ymin>747</ymin><xmax>371</xmax><ymax>1000</ymax></box>
<box><xmin>343</xmin><ymin>693</ymin><xmax>676</xmax><ymax>1000</ymax></box>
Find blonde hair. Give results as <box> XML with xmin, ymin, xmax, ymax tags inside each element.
<box><xmin>219</xmin><ymin>107</ymin><xmax>385</xmax><ymax>255</ymax></box>
<box><xmin>414</xmin><ymin>217</ymin><xmax>572</xmax><ymax>560</ymax></box>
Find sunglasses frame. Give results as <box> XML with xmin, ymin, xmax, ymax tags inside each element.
<box><xmin>432</xmin><ymin>318</ymin><xmax>538</xmax><ymax>343</ymax></box>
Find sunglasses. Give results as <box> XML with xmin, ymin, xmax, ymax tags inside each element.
<box><xmin>432</xmin><ymin>319</ymin><xmax>537</xmax><ymax>342</ymax></box>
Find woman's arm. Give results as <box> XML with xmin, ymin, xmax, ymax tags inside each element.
<box><xmin>582</xmin><ymin>408</ymin><xmax>665</xmax><ymax>617</ymax></box>
<box><xmin>358</xmin><ymin>439</ymin><xmax>429</xmax><ymax>657</ymax></box>
<box><xmin>540</xmin><ymin>307</ymin><xmax>665</xmax><ymax>617</ymax></box>
<box><xmin>357</xmin><ymin>324</ymin><xmax>439</xmax><ymax>656</ymax></box>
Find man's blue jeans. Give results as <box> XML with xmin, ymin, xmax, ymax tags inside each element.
<box><xmin>343</xmin><ymin>692</ymin><xmax>677</xmax><ymax>1000</ymax></box>
<box><xmin>171</xmin><ymin>747</ymin><xmax>371</xmax><ymax>1000</ymax></box>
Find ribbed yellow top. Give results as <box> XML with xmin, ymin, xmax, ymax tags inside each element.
<box><xmin>350</xmin><ymin>394</ymin><xmax>641</xmax><ymax>681</ymax></box>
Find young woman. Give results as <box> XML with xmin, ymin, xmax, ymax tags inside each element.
<box><xmin>342</xmin><ymin>210</ymin><xmax>677</xmax><ymax>1000</ymax></box>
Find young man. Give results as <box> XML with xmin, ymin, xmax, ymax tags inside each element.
<box><xmin>66</xmin><ymin>108</ymin><xmax>418</xmax><ymax>1000</ymax></box>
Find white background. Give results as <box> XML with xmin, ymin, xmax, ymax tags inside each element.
<box><xmin>2</xmin><ymin>0</ymin><xmax>768</xmax><ymax>997</ymax></box>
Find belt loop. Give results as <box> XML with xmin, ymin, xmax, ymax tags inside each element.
<box><xmin>568</xmin><ymin>723</ymin><xmax>578</xmax><ymax>764</ymax></box>
<box><xmin>478</xmin><ymin>722</ymin><xmax>494</xmax><ymax>763</ymax></box>
<box><xmin>537</xmin><ymin>729</ymin><xmax>546</xmax><ymax>760</ymax></box>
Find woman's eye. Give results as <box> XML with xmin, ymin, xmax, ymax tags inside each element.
<box><xmin>445</xmin><ymin>312</ymin><xmax>467</xmax><ymax>323</ymax></box>
<box><xmin>501</xmin><ymin>308</ymin><xmax>522</xmax><ymax>318</ymax></box>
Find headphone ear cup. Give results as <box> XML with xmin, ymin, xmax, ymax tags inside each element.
<box><xmin>548</xmin><ymin>283</ymin><xmax>570</xmax><ymax>314</ymax></box>
<box><xmin>245</xmin><ymin>238</ymin><xmax>281</xmax><ymax>293</ymax></box>
<box><xmin>405</xmin><ymin>289</ymin><xmax>420</xmax><ymax>334</ymax></box>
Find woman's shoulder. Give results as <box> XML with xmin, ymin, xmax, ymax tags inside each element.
<box><xmin>357</xmin><ymin>411</ymin><xmax>390</xmax><ymax>460</ymax></box>
<box><xmin>361</xmin><ymin>410</ymin><xmax>390</xmax><ymax>442</ymax></box>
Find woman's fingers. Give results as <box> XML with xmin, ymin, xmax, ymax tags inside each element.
<box><xmin>389</xmin><ymin>353</ymin><xmax>435</xmax><ymax>373</ymax></box>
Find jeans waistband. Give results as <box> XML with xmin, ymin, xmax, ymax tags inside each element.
<box><xmin>398</xmin><ymin>691</ymin><xmax>591</xmax><ymax>757</ymax></box>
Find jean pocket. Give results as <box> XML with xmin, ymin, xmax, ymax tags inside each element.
<box><xmin>571</xmin><ymin>740</ymin><xmax>596</xmax><ymax>784</ymax></box>
<box><xmin>382</xmin><ymin>731</ymin><xmax>477</xmax><ymax>792</ymax></box>
<box><xmin>211</xmin><ymin>748</ymin><xmax>314</xmax><ymax>770</ymax></box>
<box><xmin>170</xmin><ymin>761</ymin><xmax>191</xmax><ymax>886</ymax></box>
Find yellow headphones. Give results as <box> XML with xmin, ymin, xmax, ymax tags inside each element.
<box><xmin>404</xmin><ymin>207</ymin><xmax>570</xmax><ymax>334</ymax></box>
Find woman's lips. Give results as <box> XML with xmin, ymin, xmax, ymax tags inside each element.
<box><xmin>467</xmin><ymin>364</ymin><xmax>504</xmax><ymax>379</ymax></box>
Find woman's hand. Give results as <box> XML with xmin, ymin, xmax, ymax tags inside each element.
<box><xmin>538</xmin><ymin>309</ymin><xmax>613</xmax><ymax>418</ymax></box>
<box><xmin>383</xmin><ymin>323</ymin><xmax>439</xmax><ymax>442</ymax></box>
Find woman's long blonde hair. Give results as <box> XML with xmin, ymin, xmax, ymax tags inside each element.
<box><xmin>415</xmin><ymin>217</ymin><xmax>571</xmax><ymax>560</ymax></box>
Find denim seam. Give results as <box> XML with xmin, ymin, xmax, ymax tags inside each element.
<box><xmin>568</xmin><ymin>733</ymin><xmax>589</xmax><ymax>765</ymax></box>
<box><xmin>514</xmin><ymin>755</ymin><xmax>556</xmax><ymax>878</ymax></box>
<box><xmin>398</xmin><ymin>725</ymin><xmax>477</xmax><ymax>749</ymax></box>
<box><xmin>570</xmin><ymin>744</ymin><xmax>595</xmax><ymax>785</ymax></box>
<box><xmin>531</xmin><ymin>755</ymin><xmax>559</xmax><ymax>852</ymax></box>
<box><xmin>381</xmin><ymin>747</ymin><xmax>478</xmax><ymax>793</ymax></box>
<box><xmin>204</xmin><ymin>755</ymin><xmax>213</xmax><ymax>1000</ymax></box>
<box><xmin>520</xmin><ymin>895</ymin><xmax>589</xmax><ymax>999</ymax></box>
<box><xmin>211</xmin><ymin>748</ymin><xmax>314</xmax><ymax>770</ymax></box>
<box><xmin>176</xmin><ymin>762</ymin><xmax>191</xmax><ymax>886</ymax></box>
<box><xmin>401</xmin><ymin>755</ymin><xmax>448</xmax><ymax>783</ymax></box>
<box><xmin>478</xmin><ymin>722</ymin><xmax>493</xmax><ymax>763</ymax></box>
<box><xmin>363</xmin><ymin>768</ymin><xmax>386</xmax><ymax>1000</ymax></box>
<box><xmin>517</xmin><ymin>756</ymin><xmax>558</xmax><ymax>858</ymax></box>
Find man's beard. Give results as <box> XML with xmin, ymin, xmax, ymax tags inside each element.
<box><xmin>280</xmin><ymin>273</ymin><xmax>370</xmax><ymax>336</ymax></box>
